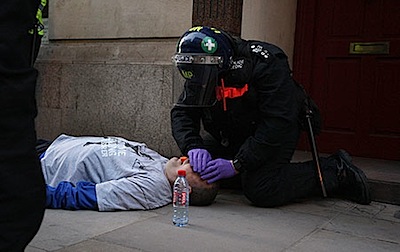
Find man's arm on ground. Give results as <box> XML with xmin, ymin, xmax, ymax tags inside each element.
<box><xmin>46</xmin><ymin>181</ymin><xmax>98</xmax><ymax>210</ymax></box>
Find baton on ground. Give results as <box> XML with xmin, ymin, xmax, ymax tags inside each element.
<box><xmin>305</xmin><ymin>105</ymin><xmax>327</xmax><ymax>198</ymax></box>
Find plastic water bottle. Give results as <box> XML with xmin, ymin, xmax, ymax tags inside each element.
<box><xmin>172</xmin><ymin>169</ymin><xmax>189</xmax><ymax>227</ymax></box>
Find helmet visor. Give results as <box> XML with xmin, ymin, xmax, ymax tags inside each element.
<box><xmin>172</xmin><ymin>63</ymin><xmax>219</xmax><ymax>107</ymax></box>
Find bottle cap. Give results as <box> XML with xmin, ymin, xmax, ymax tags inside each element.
<box><xmin>178</xmin><ymin>170</ymin><xmax>186</xmax><ymax>176</ymax></box>
<box><xmin>179</xmin><ymin>156</ymin><xmax>188</xmax><ymax>162</ymax></box>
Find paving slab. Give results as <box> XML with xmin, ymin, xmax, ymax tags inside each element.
<box><xmin>287</xmin><ymin>229</ymin><xmax>399</xmax><ymax>252</ymax></box>
<box><xmin>28</xmin><ymin>209</ymin><xmax>157</xmax><ymax>251</ymax></box>
<box><xmin>27</xmin><ymin>190</ymin><xmax>400</xmax><ymax>252</ymax></box>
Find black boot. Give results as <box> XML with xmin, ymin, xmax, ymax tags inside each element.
<box><xmin>329</xmin><ymin>149</ymin><xmax>371</xmax><ymax>205</ymax></box>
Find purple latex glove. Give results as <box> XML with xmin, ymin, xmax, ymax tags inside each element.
<box><xmin>200</xmin><ymin>158</ymin><xmax>237</xmax><ymax>184</ymax></box>
<box><xmin>188</xmin><ymin>148</ymin><xmax>212</xmax><ymax>173</ymax></box>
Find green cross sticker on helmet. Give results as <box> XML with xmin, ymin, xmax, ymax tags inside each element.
<box><xmin>201</xmin><ymin>36</ymin><xmax>218</xmax><ymax>54</ymax></box>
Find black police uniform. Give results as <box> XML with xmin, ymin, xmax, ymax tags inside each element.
<box><xmin>171</xmin><ymin>37</ymin><xmax>339</xmax><ymax>207</ymax></box>
<box><xmin>0</xmin><ymin>0</ymin><xmax>46</xmax><ymax>250</ymax></box>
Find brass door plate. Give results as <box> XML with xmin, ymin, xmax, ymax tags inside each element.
<box><xmin>349</xmin><ymin>42</ymin><xmax>390</xmax><ymax>54</ymax></box>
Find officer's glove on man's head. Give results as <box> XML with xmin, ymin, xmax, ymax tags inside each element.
<box><xmin>200</xmin><ymin>158</ymin><xmax>237</xmax><ymax>184</ymax></box>
<box><xmin>188</xmin><ymin>148</ymin><xmax>212</xmax><ymax>173</ymax></box>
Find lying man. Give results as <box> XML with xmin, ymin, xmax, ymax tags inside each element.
<box><xmin>37</xmin><ymin>134</ymin><xmax>219</xmax><ymax>211</ymax></box>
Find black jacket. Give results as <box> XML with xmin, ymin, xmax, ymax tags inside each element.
<box><xmin>171</xmin><ymin>37</ymin><xmax>305</xmax><ymax>172</ymax></box>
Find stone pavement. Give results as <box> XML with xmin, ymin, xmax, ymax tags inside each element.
<box><xmin>27</xmin><ymin>189</ymin><xmax>400</xmax><ymax>252</ymax></box>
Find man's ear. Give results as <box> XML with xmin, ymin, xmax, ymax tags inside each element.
<box><xmin>188</xmin><ymin>185</ymin><xmax>192</xmax><ymax>194</ymax></box>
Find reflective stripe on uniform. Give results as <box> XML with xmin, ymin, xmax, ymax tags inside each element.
<box><xmin>28</xmin><ymin>0</ymin><xmax>47</xmax><ymax>35</ymax></box>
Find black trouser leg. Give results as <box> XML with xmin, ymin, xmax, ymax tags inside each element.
<box><xmin>0</xmin><ymin>75</ymin><xmax>46</xmax><ymax>251</ymax></box>
<box><xmin>240</xmin><ymin>125</ymin><xmax>337</xmax><ymax>207</ymax></box>
<box><xmin>243</xmin><ymin>156</ymin><xmax>339</xmax><ymax>207</ymax></box>
<box><xmin>0</xmin><ymin>69</ymin><xmax>46</xmax><ymax>252</ymax></box>
<box><xmin>0</xmin><ymin>1</ymin><xmax>46</xmax><ymax>250</ymax></box>
<box><xmin>0</xmin><ymin>86</ymin><xmax>45</xmax><ymax>248</ymax></box>
<box><xmin>0</xmin><ymin>154</ymin><xmax>46</xmax><ymax>251</ymax></box>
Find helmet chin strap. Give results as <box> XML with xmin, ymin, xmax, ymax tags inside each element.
<box><xmin>221</xmin><ymin>79</ymin><xmax>227</xmax><ymax>111</ymax></box>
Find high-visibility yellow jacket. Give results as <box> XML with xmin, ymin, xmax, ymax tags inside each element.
<box><xmin>29</xmin><ymin>0</ymin><xmax>47</xmax><ymax>35</ymax></box>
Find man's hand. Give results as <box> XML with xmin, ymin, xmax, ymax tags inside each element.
<box><xmin>200</xmin><ymin>158</ymin><xmax>237</xmax><ymax>184</ymax></box>
<box><xmin>188</xmin><ymin>148</ymin><xmax>212</xmax><ymax>173</ymax></box>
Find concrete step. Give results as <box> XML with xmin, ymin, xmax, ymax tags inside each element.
<box><xmin>352</xmin><ymin>156</ymin><xmax>400</xmax><ymax>205</ymax></box>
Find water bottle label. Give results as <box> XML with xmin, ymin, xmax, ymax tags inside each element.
<box><xmin>181</xmin><ymin>191</ymin><xmax>187</xmax><ymax>205</ymax></box>
<box><xmin>173</xmin><ymin>191</ymin><xmax>188</xmax><ymax>205</ymax></box>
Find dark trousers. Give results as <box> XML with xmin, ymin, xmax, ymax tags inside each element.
<box><xmin>0</xmin><ymin>1</ymin><xmax>46</xmax><ymax>251</ymax></box>
<box><xmin>204</xmin><ymin>126</ymin><xmax>337</xmax><ymax>207</ymax></box>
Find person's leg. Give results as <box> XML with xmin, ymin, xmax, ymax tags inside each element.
<box><xmin>0</xmin><ymin>1</ymin><xmax>46</xmax><ymax>250</ymax></box>
<box><xmin>241</xmin><ymin>126</ymin><xmax>370</xmax><ymax>207</ymax></box>
<box><xmin>279</xmin><ymin>150</ymin><xmax>371</xmax><ymax>205</ymax></box>
<box><xmin>242</xmin><ymin>127</ymin><xmax>304</xmax><ymax>207</ymax></box>
<box><xmin>242</xmin><ymin>156</ymin><xmax>344</xmax><ymax>207</ymax></box>
<box><xmin>241</xmin><ymin>125</ymin><xmax>305</xmax><ymax>207</ymax></box>
<box><xmin>0</xmin><ymin>153</ymin><xmax>46</xmax><ymax>251</ymax></box>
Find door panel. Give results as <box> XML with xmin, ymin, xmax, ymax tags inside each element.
<box><xmin>294</xmin><ymin>0</ymin><xmax>400</xmax><ymax>160</ymax></box>
<box><xmin>323</xmin><ymin>59</ymin><xmax>359</xmax><ymax>131</ymax></box>
<box><xmin>372</xmin><ymin>59</ymin><xmax>400</xmax><ymax>135</ymax></box>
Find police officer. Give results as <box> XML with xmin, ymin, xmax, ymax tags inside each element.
<box><xmin>0</xmin><ymin>0</ymin><xmax>47</xmax><ymax>250</ymax></box>
<box><xmin>171</xmin><ymin>26</ymin><xmax>371</xmax><ymax>207</ymax></box>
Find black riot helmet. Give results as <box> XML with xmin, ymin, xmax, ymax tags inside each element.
<box><xmin>172</xmin><ymin>26</ymin><xmax>234</xmax><ymax>107</ymax></box>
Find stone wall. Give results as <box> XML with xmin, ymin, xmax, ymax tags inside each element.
<box><xmin>35</xmin><ymin>0</ymin><xmax>192</xmax><ymax>157</ymax></box>
<box><xmin>35</xmin><ymin>40</ymin><xmax>182</xmax><ymax>157</ymax></box>
<box><xmin>49</xmin><ymin>0</ymin><xmax>192</xmax><ymax>39</ymax></box>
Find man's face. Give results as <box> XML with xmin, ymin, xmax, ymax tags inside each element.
<box><xmin>165</xmin><ymin>157</ymin><xmax>212</xmax><ymax>189</ymax></box>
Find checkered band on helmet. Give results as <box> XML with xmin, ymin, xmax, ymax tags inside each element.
<box><xmin>176</xmin><ymin>26</ymin><xmax>233</xmax><ymax>70</ymax></box>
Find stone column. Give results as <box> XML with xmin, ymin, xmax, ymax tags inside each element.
<box><xmin>192</xmin><ymin>0</ymin><xmax>243</xmax><ymax>36</ymax></box>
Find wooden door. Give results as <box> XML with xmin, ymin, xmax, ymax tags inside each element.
<box><xmin>294</xmin><ymin>0</ymin><xmax>400</xmax><ymax>160</ymax></box>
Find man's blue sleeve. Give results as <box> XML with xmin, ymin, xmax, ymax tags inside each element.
<box><xmin>46</xmin><ymin>181</ymin><xmax>98</xmax><ymax>210</ymax></box>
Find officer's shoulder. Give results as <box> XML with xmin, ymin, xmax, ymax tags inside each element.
<box><xmin>245</xmin><ymin>40</ymin><xmax>287</xmax><ymax>61</ymax></box>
